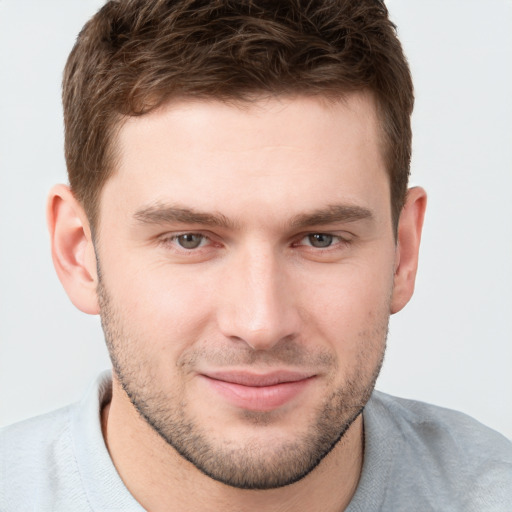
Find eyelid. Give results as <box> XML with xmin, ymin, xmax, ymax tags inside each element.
<box><xmin>155</xmin><ymin>229</ymin><xmax>353</xmax><ymax>253</ymax></box>
<box><xmin>158</xmin><ymin>230</ymin><xmax>217</xmax><ymax>250</ymax></box>
<box><xmin>293</xmin><ymin>231</ymin><xmax>353</xmax><ymax>247</ymax></box>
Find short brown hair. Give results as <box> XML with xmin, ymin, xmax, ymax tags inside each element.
<box><xmin>63</xmin><ymin>0</ymin><xmax>413</xmax><ymax>230</ymax></box>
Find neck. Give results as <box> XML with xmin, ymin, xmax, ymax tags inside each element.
<box><xmin>102</xmin><ymin>380</ymin><xmax>364</xmax><ymax>512</ymax></box>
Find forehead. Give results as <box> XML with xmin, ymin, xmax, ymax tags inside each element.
<box><xmin>101</xmin><ymin>93</ymin><xmax>390</xmax><ymax>227</ymax></box>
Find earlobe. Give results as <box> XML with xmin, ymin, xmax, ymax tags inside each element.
<box><xmin>47</xmin><ymin>184</ymin><xmax>100</xmax><ymax>315</ymax></box>
<box><xmin>390</xmin><ymin>187</ymin><xmax>427</xmax><ymax>314</ymax></box>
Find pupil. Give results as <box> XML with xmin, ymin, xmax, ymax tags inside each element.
<box><xmin>178</xmin><ymin>234</ymin><xmax>202</xmax><ymax>249</ymax></box>
<box><xmin>309</xmin><ymin>234</ymin><xmax>333</xmax><ymax>248</ymax></box>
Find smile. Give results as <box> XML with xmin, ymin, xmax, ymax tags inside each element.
<box><xmin>199</xmin><ymin>371</ymin><xmax>316</xmax><ymax>412</ymax></box>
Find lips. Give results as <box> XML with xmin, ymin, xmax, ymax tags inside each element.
<box><xmin>200</xmin><ymin>370</ymin><xmax>315</xmax><ymax>412</ymax></box>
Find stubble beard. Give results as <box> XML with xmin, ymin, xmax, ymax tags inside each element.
<box><xmin>97</xmin><ymin>278</ymin><xmax>387</xmax><ymax>490</ymax></box>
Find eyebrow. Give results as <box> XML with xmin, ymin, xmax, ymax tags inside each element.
<box><xmin>289</xmin><ymin>204</ymin><xmax>374</xmax><ymax>229</ymax></box>
<box><xmin>134</xmin><ymin>204</ymin><xmax>236</xmax><ymax>229</ymax></box>
<box><xmin>133</xmin><ymin>203</ymin><xmax>373</xmax><ymax>230</ymax></box>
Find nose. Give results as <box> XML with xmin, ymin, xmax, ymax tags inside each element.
<box><xmin>216</xmin><ymin>246</ymin><xmax>300</xmax><ymax>351</ymax></box>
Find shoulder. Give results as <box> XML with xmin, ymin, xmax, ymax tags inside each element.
<box><xmin>370</xmin><ymin>390</ymin><xmax>512</xmax><ymax>458</ymax></box>
<box><xmin>362</xmin><ymin>391</ymin><xmax>512</xmax><ymax>511</ymax></box>
<box><xmin>1</xmin><ymin>404</ymin><xmax>75</xmax><ymax>475</ymax></box>
<box><xmin>1</xmin><ymin>403</ymin><xmax>72</xmax><ymax>446</ymax></box>
<box><xmin>0</xmin><ymin>372</ymin><xmax>138</xmax><ymax>512</ymax></box>
<box><xmin>0</xmin><ymin>404</ymin><xmax>91</xmax><ymax>510</ymax></box>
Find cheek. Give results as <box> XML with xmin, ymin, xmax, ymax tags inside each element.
<box><xmin>300</xmin><ymin>257</ymin><xmax>393</xmax><ymax>314</ymax></box>
<box><xmin>296</xmin><ymin>259</ymin><xmax>393</xmax><ymax>354</ymax></box>
<box><xmin>103</xmin><ymin>260</ymin><xmax>218</xmax><ymax>359</ymax></box>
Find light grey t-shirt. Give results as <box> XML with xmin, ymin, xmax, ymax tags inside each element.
<box><xmin>1</xmin><ymin>371</ymin><xmax>511</xmax><ymax>511</ymax></box>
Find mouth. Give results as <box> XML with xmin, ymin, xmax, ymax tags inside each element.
<box><xmin>199</xmin><ymin>370</ymin><xmax>316</xmax><ymax>412</ymax></box>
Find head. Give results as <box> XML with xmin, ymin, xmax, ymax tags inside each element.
<box><xmin>63</xmin><ymin>0</ymin><xmax>414</xmax><ymax>234</ymax></box>
<box><xmin>49</xmin><ymin>0</ymin><xmax>426</xmax><ymax>492</ymax></box>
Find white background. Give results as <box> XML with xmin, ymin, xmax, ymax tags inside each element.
<box><xmin>0</xmin><ymin>1</ymin><xmax>511</xmax><ymax>439</ymax></box>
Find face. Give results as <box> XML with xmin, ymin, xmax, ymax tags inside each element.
<box><xmin>95</xmin><ymin>94</ymin><xmax>397</xmax><ymax>489</ymax></box>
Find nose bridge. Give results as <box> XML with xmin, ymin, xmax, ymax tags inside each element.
<box><xmin>218</xmin><ymin>242</ymin><xmax>297</xmax><ymax>350</ymax></box>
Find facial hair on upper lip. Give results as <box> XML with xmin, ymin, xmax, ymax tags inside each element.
<box><xmin>175</xmin><ymin>338</ymin><xmax>338</xmax><ymax>379</ymax></box>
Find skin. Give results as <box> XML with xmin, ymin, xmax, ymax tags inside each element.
<box><xmin>48</xmin><ymin>92</ymin><xmax>426</xmax><ymax>512</ymax></box>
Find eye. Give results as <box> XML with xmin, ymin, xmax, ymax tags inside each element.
<box><xmin>174</xmin><ymin>233</ymin><xmax>207</xmax><ymax>249</ymax></box>
<box><xmin>305</xmin><ymin>233</ymin><xmax>336</xmax><ymax>248</ymax></box>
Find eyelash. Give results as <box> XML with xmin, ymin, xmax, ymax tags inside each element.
<box><xmin>294</xmin><ymin>233</ymin><xmax>350</xmax><ymax>250</ymax></box>
<box><xmin>159</xmin><ymin>232</ymin><xmax>216</xmax><ymax>251</ymax></box>
<box><xmin>158</xmin><ymin>231</ymin><xmax>351</xmax><ymax>253</ymax></box>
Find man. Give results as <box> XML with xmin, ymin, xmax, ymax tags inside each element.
<box><xmin>1</xmin><ymin>0</ymin><xmax>511</xmax><ymax>510</ymax></box>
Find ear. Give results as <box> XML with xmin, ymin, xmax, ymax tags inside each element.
<box><xmin>390</xmin><ymin>186</ymin><xmax>427</xmax><ymax>314</ymax></box>
<box><xmin>47</xmin><ymin>184</ymin><xmax>99</xmax><ymax>314</ymax></box>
